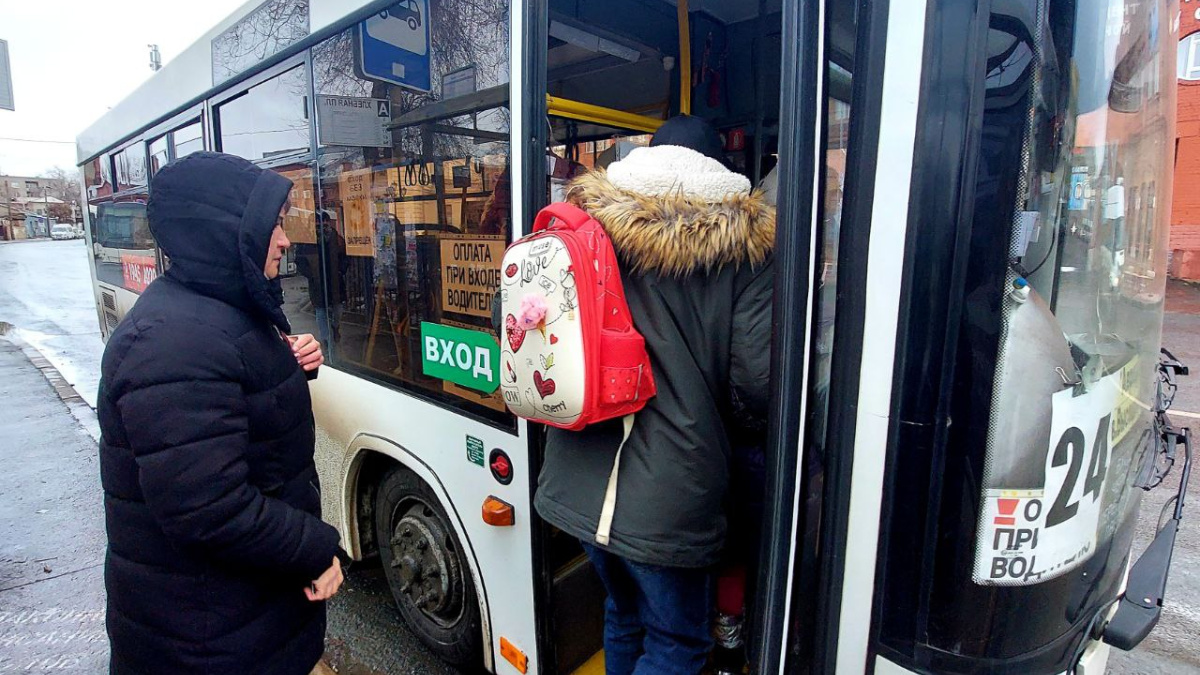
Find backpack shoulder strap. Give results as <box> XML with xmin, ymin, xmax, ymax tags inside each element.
<box><xmin>533</xmin><ymin>202</ymin><xmax>594</xmax><ymax>233</ymax></box>
<box><xmin>594</xmin><ymin>413</ymin><xmax>636</xmax><ymax>546</ymax></box>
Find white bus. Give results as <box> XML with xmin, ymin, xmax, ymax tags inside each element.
<box><xmin>77</xmin><ymin>1</ymin><xmax>1192</xmax><ymax>674</ymax></box>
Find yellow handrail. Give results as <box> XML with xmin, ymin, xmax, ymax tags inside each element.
<box><xmin>678</xmin><ymin>0</ymin><xmax>691</xmax><ymax>115</ymax></box>
<box><xmin>546</xmin><ymin>95</ymin><xmax>664</xmax><ymax>134</ymax></box>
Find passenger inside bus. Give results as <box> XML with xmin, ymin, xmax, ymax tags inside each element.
<box><xmin>532</xmin><ymin>114</ymin><xmax>775</xmax><ymax>675</ymax></box>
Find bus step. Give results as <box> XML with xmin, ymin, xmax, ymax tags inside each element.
<box><xmin>571</xmin><ymin>651</ymin><xmax>604</xmax><ymax>675</ymax></box>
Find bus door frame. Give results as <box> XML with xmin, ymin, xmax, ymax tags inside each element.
<box><xmin>754</xmin><ymin>0</ymin><xmax>933</xmax><ymax>673</ymax></box>
<box><xmin>516</xmin><ymin>2</ymin><xmax>556</xmax><ymax>673</ymax></box>
<box><xmin>751</xmin><ymin>0</ymin><xmax>831</xmax><ymax>671</ymax></box>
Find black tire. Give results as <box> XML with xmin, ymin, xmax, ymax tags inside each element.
<box><xmin>375</xmin><ymin>466</ymin><xmax>482</xmax><ymax>669</ymax></box>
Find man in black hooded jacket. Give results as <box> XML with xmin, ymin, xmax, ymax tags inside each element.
<box><xmin>98</xmin><ymin>152</ymin><xmax>343</xmax><ymax>675</ymax></box>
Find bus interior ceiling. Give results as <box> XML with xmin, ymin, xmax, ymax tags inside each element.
<box><xmin>546</xmin><ymin>0</ymin><xmax>856</xmax><ymax>183</ymax></box>
<box><xmin>546</xmin><ymin>0</ymin><xmax>786</xmax><ymax>181</ymax></box>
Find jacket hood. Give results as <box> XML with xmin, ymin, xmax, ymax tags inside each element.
<box><xmin>565</xmin><ymin>146</ymin><xmax>775</xmax><ymax>276</ymax></box>
<box><xmin>148</xmin><ymin>152</ymin><xmax>294</xmax><ymax>332</ymax></box>
<box><xmin>648</xmin><ymin>115</ymin><xmax>727</xmax><ymax>164</ymax></box>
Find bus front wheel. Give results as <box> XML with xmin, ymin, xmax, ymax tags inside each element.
<box><xmin>374</xmin><ymin>466</ymin><xmax>483</xmax><ymax>668</ymax></box>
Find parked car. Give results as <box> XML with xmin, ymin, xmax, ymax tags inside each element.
<box><xmin>51</xmin><ymin>223</ymin><xmax>77</xmax><ymax>240</ymax></box>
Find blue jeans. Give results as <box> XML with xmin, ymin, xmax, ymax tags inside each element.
<box><xmin>581</xmin><ymin>542</ymin><xmax>713</xmax><ymax>675</ymax></box>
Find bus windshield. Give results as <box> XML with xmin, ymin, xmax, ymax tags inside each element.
<box><xmin>94</xmin><ymin>202</ymin><xmax>152</xmax><ymax>251</ymax></box>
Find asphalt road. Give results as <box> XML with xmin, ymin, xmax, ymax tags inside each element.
<box><xmin>0</xmin><ymin>239</ymin><xmax>103</xmax><ymax>408</ymax></box>
<box><xmin>1107</xmin><ymin>283</ymin><xmax>1200</xmax><ymax>675</ymax></box>
<box><xmin>0</xmin><ymin>237</ymin><xmax>1198</xmax><ymax>674</ymax></box>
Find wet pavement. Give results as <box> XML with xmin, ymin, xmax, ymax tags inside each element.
<box><xmin>323</xmin><ymin>564</ymin><xmax>465</xmax><ymax>675</ymax></box>
<box><xmin>0</xmin><ymin>239</ymin><xmax>103</xmax><ymax>408</ymax></box>
<box><xmin>1108</xmin><ymin>282</ymin><xmax>1200</xmax><ymax>675</ymax></box>
<box><xmin>1</xmin><ymin>237</ymin><xmax>1199</xmax><ymax>674</ymax></box>
<box><xmin>0</xmin><ymin>336</ymin><xmax>108</xmax><ymax>673</ymax></box>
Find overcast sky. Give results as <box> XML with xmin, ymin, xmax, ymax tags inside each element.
<box><xmin>0</xmin><ymin>0</ymin><xmax>250</xmax><ymax>177</ymax></box>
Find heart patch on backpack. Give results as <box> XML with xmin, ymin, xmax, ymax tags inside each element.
<box><xmin>534</xmin><ymin>371</ymin><xmax>556</xmax><ymax>398</ymax></box>
<box><xmin>505</xmin><ymin>314</ymin><xmax>526</xmax><ymax>353</ymax></box>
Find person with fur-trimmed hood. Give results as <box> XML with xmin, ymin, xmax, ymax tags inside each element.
<box><xmin>534</xmin><ymin>116</ymin><xmax>775</xmax><ymax>675</ymax></box>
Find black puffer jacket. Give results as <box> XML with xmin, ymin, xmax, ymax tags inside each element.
<box><xmin>534</xmin><ymin>146</ymin><xmax>775</xmax><ymax>568</ymax></box>
<box><xmin>98</xmin><ymin>152</ymin><xmax>340</xmax><ymax>675</ymax></box>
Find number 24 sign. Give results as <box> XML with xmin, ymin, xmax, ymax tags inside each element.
<box><xmin>975</xmin><ymin>371</ymin><xmax>1121</xmax><ymax>586</ymax></box>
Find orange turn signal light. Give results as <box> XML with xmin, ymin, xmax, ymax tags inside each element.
<box><xmin>482</xmin><ymin>496</ymin><xmax>515</xmax><ymax>527</ymax></box>
<box><xmin>500</xmin><ymin>636</ymin><xmax>528</xmax><ymax>673</ymax></box>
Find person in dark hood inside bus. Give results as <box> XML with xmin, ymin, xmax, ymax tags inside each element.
<box><xmin>534</xmin><ymin>116</ymin><xmax>776</xmax><ymax>675</ymax></box>
<box><xmin>97</xmin><ymin>152</ymin><xmax>343</xmax><ymax>675</ymax></box>
<box><xmin>295</xmin><ymin>211</ymin><xmax>349</xmax><ymax>348</ymax></box>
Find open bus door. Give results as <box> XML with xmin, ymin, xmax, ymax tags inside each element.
<box><xmin>520</xmin><ymin>0</ymin><xmax>1188</xmax><ymax>674</ymax></box>
<box><xmin>520</xmin><ymin>0</ymin><xmax>855</xmax><ymax>672</ymax></box>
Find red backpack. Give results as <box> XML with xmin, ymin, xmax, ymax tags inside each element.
<box><xmin>498</xmin><ymin>202</ymin><xmax>656</xmax><ymax>544</ymax></box>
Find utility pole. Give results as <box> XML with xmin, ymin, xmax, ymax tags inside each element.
<box><xmin>2</xmin><ymin>172</ymin><xmax>12</xmax><ymax>240</ymax></box>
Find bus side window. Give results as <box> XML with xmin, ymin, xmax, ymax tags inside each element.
<box><xmin>148</xmin><ymin>136</ymin><xmax>169</xmax><ymax>176</ymax></box>
<box><xmin>215</xmin><ymin>66</ymin><xmax>310</xmax><ymax>163</ymax></box>
<box><xmin>309</xmin><ymin>15</ymin><xmax>514</xmax><ymax>427</ymax></box>
<box><xmin>214</xmin><ymin>65</ymin><xmax>317</xmax><ymax>335</ymax></box>
<box><xmin>172</xmin><ymin>119</ymin><xmax>205</xmax><ymax>160</ymax></box>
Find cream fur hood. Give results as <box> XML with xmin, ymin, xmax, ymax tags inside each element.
<box><xmin>565</xmin><ymin>145</ymin><xmax>775</xmax><ymax>277</ymax></box>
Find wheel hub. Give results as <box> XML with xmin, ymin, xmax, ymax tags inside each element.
<box><xmin>389</xmin><ymin>503</ymin><xmax>458</xmax><ymax>618</ymax></box>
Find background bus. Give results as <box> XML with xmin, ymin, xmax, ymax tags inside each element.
<box><xmin>76</xmin><ymin>1</ymin><xmax>1189</xmax><ymax>674</ymax></box>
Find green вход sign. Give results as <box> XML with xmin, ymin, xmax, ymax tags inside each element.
<box><xmin>420</xmin><ymin>322</ymin><xmax>500</xmax><ymax>393</ymax></box>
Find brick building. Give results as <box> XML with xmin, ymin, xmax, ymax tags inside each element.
<box><xmin>1172</xmin><ymin>2</ymin><xmax>1200</xmax><ymax>279</ymax></box>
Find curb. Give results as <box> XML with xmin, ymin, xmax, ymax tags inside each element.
<box><xmin>25</xmin><ymin>346</ymin><xmax>87</xmax><ymax>406</ymax></box>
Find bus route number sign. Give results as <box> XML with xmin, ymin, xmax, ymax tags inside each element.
<box><xmin>421</xmin><ymin>322</ymin><xmax>500</xmax><ymax>394</ymax></box>
<box><xmin>974</xmin><ymin>371</ymin><xmax>1120</xmax><ymax>586</ymax></box>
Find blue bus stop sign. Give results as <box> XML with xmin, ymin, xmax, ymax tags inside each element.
<box><xmin>355</xmin><ymin>0</ymin><xmax>432</xmax><ymax>93</ymax></box>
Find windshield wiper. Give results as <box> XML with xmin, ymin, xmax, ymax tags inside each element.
<box><xmin>1102</xmin><ymin>349</ymin><xmax>1192</xmax><ymax>651</ymax></box>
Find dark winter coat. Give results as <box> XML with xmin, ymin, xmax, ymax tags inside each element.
<box><xmin>98</xmin><ymin>152</ymin><xmax>341</xmax><ymax>675</ymax></box>
<box><xmin>295</xmin><ymin>225</ymin><xmax>347</xmax><ymax>309</ymax></box>
<box><xmin>533</xmin><ymin>147</ymin><xmax>776</xmax><ymax>568</ymax></box>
